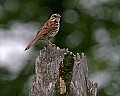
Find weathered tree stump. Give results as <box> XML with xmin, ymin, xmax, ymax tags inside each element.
<box><xmin>29</xmin><ymin>45</ymin><xmax>98</xmax><ymax>96</ymax></box>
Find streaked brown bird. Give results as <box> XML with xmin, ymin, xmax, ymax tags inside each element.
<box><xmin>25</xmin><ymin>13</ymin><xmax>61</xmax><ymax>51</ymax></box>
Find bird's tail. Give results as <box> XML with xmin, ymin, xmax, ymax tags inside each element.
<box><xmin>24</xmin><ymin>38</ymin><xmax>39</xmax><ymax>51</ymax></box>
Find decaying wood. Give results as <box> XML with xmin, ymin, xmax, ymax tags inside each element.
<box><xmin>29</xmin><ymin>45</ymin><xmax>98</xmax><ymax>96</ymax></box>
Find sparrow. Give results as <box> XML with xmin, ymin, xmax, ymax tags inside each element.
<box><xmin>25</xmin><ymin>13</ymin><xmax>61</xmax><ymax>51</ymax></box>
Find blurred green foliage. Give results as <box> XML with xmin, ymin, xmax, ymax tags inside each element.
<box><xmin>0</xmin><ymin>0</ymin><xmax>120</xmax><ymax>96</ymax></box>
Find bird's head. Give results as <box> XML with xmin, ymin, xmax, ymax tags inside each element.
<box><xmin>50</xmin><ymin>13</ymin><xmax>61</xmax><ymax>22</ymax></box>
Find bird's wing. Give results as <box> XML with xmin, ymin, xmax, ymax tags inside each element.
<box><xmin>36</xmin><ymin>20</ymin><xmax>56</xmax><ymax>38</ymax></box>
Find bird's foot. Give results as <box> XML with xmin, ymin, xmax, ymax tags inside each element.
<box><xmin>52</xmin><ymin>43</ymin><xmax>56</xmax><ymax>46</ymax></box>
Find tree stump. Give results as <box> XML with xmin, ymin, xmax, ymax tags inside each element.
<box><xmin>29</xmin><ymin>45</ymin><xmax>98</xmax><ymax>96</ymax></box>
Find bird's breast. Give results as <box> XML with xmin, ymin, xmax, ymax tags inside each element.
<box><xmin>48</xmin><ymin>23</ymin><xmax>60</xmax><ymax>38</ymax></box>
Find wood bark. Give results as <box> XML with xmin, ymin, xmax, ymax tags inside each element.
<box><xmin>29</xmin><ymin>45</ymin><xmax>98</xmax><ymax>96</ymax></box>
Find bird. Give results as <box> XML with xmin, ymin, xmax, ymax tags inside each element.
<box><xmin>24</xmin><ymin>13</ymin><xmax>61</xmax><ymax>51</ymax></box>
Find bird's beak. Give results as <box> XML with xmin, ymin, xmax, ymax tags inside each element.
<box><xmin>58</xmin><ymin>14</ymin><xmax>61</xmax><ymax>17</ymax></box>
<box><xmin>59</xmin><ymin>15</ymin><xmax>61</xmax><ymax>17</ymax></box>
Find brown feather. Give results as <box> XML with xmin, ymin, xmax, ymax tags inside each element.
<box><xmin>24</xmin><ymin>37</ymin><xmax>39</xmax><ymax>51</ymax></box>
<box><xmin>24</xmin><ymin>13</ymin><xmax>61</xmax><ymax>51</ymax></box>
<box><xmin>25</xmin><ymin>21</ymin><xmax>56</xmax><ymax>51</ymax></box>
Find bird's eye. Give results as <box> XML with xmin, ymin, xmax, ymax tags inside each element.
<box><xmin>53</xmin><ymin>15</ymin><xmax>57</xmax><ymax>17</ymax></box>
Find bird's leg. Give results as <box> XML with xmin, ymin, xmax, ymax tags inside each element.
<box><xmin>48</xmin><ymin>40</ymin><xmax>56</xmax><ymax>46</ymax></box>
<box><xmin>48</xmin><ymin>40</ymin><xmax>53</xmax><ymax>45</ymax></box>
<box><xmin>46</xmin><ymin>38</ymin><xmax>55</xmax><ymax>46</ymax></box>
<box><xmin>42</xmin><ymin>40</ymin><xmax>48</xmax><ymax>46</ymax></box>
